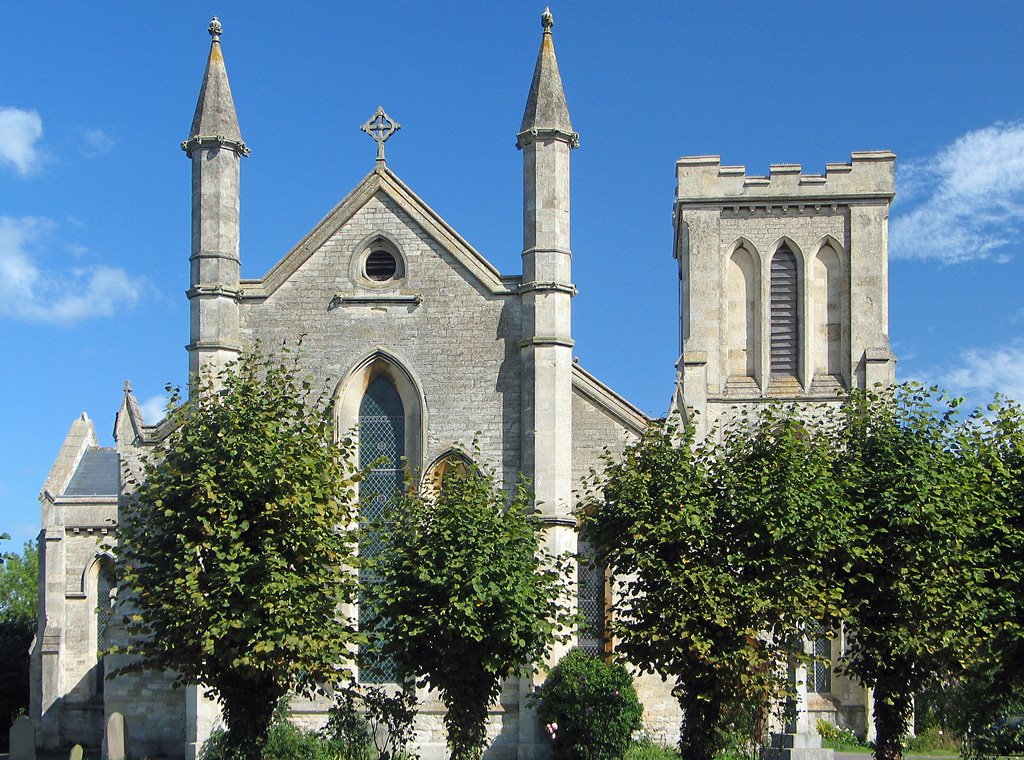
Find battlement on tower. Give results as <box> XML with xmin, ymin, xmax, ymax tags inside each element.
<box><xmin>675</xmin><ymin>151</ymin><xmax>895</xmax><ymax>205</ymax></box>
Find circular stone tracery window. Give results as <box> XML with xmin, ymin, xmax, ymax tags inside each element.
<box><xmin>364</xmin><ymin>250</ymin><xmax>398</xmax><ymax>281</ymax></box>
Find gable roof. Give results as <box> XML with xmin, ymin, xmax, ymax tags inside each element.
<box><xmin>63</xmin><ymin>449</ymin><xmax>120</xmax><ymax>497</ymax></box>
<box><xmin>240</xmin><ymin>165</ymin><xmax>516</xmax><ymax>299</ymax></box>
<box><xmin>572</xmin><ymin>363</ymin><xmax>650</xmax><ymax>436</ymax></box>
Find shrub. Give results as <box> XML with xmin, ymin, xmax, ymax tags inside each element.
<box><xmin>201</xmin><ymin>699</ymin><xmax>345</xmax><ymax>760</ymax></box>
<box><xmin>625</xmin><ymin>740</ymin><xmax>678</xmax><ymax>760</ymax></box>
<box><xmin>324</xmin><ymin>689</ymin><xmax>374</xmax><ymax>760</ymax></box>
<box><xmin>904</xmin><ymin>726</ymin><xmax>959</xmax><ymax>754</ymax></box>
<box><xmin>815</xmin><ymin>720</ymin><xmax>866</xmax><ymax>752</ymax></box>
<box><xmin>534</xmin><ymin>649</ymin><xmax>644</xmax><ymax>760</ymax></box>
<box><xmin>327</xmin><ymin>685</ymin><xmax>418</xmax><ymax>760</ymax></box>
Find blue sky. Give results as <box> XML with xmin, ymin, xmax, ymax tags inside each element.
<box><xmin>2</xmin><ymin>2</ymin><xmax>1023</xmax><ymax>548</ymax></box>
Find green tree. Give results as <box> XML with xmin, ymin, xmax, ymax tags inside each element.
<box><xmin>581</xmin><ymin>408</ymin><xmax>847</xmax><ymax>760</ymax></box>
<box><xmin>834</xmin><ymin>385</ymin><xmax>990</xmax><ymax>760</ymax></box>
<box><xmin>0</xmin><ymin>539</ymin><xmax>38</xmax><ymax>742</ymax></box>
<box><xmin>117</xmin><ymin>348</ymin><xmax>361</xmax><ymax>759</ymax></box>
<box><xmin>972</xmin><ymin>396</ymin><xmax>1024</xmax><ymax>698</ymax></box>
<box><xmin>365</xmin><ymin>459</ymin><xmax>572</xmax><ymax>760</ymax></box>
<box><xmin>0</xmin><ymin>539</ymin><xmax>38</xmax><ymax>624</ymax></box>
<box><xmin>935</xmin><ymin>395</ymin><xmax>1024</xmax><ymax>758</ymax></box>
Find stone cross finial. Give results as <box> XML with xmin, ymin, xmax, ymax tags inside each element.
<box><xmin>541</xmin><ymin>7</ymin><xmax>554</xmax><ymax>32</ymax></box>
<box><xmin>208</xmin><ymin>16</ymin><xmax>222</xmax><ymax>40</ymax></box>
<box><xmin>361</xmin><ymin>106</ymin><xmax>401</xmax><ymax>164</ymax></box>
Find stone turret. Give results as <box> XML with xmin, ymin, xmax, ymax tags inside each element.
<box><xmin>517</xmin><ymin>7</ymin><xmax>578</xmax><ymax>524</ymax></box>
<box><xmin>517</xmin><ymin>10</ymin><xmax>580</xmax><ymax>755</ymax></box>
<box><xmin>182</xmin><ymin>17</ymin><xmax>248</xmax><ymax>382</ymax></box>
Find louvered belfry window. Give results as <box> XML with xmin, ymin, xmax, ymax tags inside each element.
<box><xmin>358</xmin><ymin>376</ymin><xmax>405</xmax><ymax>683</ymax></box>
<box><xmin>771</xmin><ymin>244</ymin><xmax>799</xmax><ymax>379</ymax></box>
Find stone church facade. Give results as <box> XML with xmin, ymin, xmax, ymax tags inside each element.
<box><xmin>30</xmin><ymin>10</ymin><xmax>895</xmax><ymax>759</ymax></box>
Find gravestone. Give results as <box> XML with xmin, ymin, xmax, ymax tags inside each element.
<box><xmin>9</xmin><ymin>715</ymin><xmax>36</xmax><ymax>760</ymax></box>
<box><xmin>105</xmin><ymin>711</ymin><xmax>127</xmax><ymax>760</ymax></box>
<box><xmin>70</xmin><ymin>744</ymin><xmax>84</xmax><ymax>760</ymax></box>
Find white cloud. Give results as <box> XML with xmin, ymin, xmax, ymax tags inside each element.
<box><xmin>891</xmin><ymin>121</ymin><xmax>1024</xmax><ymax>264</ymax></box>
<box><xmin>81</xmin><ymin>127</ymin><xmax>115</xmax><ymax>158</ymax></box>
<box><xmin>931</xmin><ymin>344</ymin><xmax>1024</xmax><ymax>405</ymax></box>
<box><xmin>0</xmin><ymin>106</ymin><xmax>44</xmax><ymax>176</ymax></box>
<box><xmin>139</xmin><ymin>394</ymin><xmax>170</xmax><ymax>425</ymax></box>
<box><xmin>0</xmin><ymin>215</ymin><xmax>145</xmax><ymax>324</ymax></box>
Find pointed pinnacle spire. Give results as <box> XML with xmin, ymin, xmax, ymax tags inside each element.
<box><xmin>182</xmin><ymin>16</ymin><xmax>249</xmax><ymax>157</ymax></box>
<box><xmin>518</xmin><ymin>7</ymin><xmax>577</xmax><ymax>148</ymax></box>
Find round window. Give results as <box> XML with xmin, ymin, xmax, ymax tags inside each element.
<box><xmin>364</xmin><ymin>250</ymin><xmax>398</xmax><ymax>281</ymax></box>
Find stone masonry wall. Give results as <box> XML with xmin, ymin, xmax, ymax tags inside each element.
<box><xmin>239</xmin><ymin>191</ymin><xmax>522</xmax><ymax>486</ymax></box>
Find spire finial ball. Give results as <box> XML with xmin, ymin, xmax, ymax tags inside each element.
<box><xmin>208</xmin><ymin>16</ymin><xmax>222</xmax><ymax>38</ymax></box>
<box><xmin>541</xmin><ymin>7</ymin><xmax>553</xmax><ymax>32</ymax></box>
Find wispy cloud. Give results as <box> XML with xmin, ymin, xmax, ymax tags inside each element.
<box><xmin>139</xmin><ymin>394</ymin><xmax>170</xmax><ymax>425</ymax></box>
<box><xmin>891</xmin><ymin>121</ymin><xmax>1024</xmax><ymax>264</ymax></box>
<box><xmin>930</xmin><ymin>343</ymin><xmax>1024</xmax><ymax>405</ymax></box>
<box><xmin>0</xmin><ymin>106</ymin><xmax>44</xmax><ymax>176</ymax></box>
<box><xmin>0</xmin><ymin>215</ymin><xmax>145</xmax><ymax>324</ymax></box>
<box><xmin>80</xmin><ymin>127</ymin><xmax>115</xmax><ymax>158</ymax></box>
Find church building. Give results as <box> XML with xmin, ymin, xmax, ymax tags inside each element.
<box><xmin>30</xmin><ymin>10</ymin><xmax>895</xmax><ymax>758</ymax></box>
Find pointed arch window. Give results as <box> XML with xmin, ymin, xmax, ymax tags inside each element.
<box><xmin>727</xmin><ymin>246</ymin><xmax>758</xmax><ymax>379</ymax></box>
<box><xmin>814</xmin><ymin>244</ymin><xmax>843</xmax><ymax>381</ymax></box>
<box><xmin>358</xmin><ymin>376</ymin><xmax>405</xmax><ymax>683</ymax></box>
<box><xmin>770</xmin><ymin>243</ymin><xmax>799</xmax><ymax>380</ymax></box>
<box><xmin>423</xmin><ymin>450</ymin><xmax>474</xmax><ymax>497</ymax></box>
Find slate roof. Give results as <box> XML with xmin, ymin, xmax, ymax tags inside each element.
<box><xmin>62</xmin><ymin>449</ymin><xmax>119</xmax><ymax>497</ymax></box>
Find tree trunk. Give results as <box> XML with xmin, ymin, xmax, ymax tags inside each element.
<box><xmin>444</xmin><ymin>683</ymin><xmax>492</xmax><ymax>760</ymax></box>
<box><xmin>679</xmin><ymin>686</ymin><xmax>723</xmax><ymax>760</ymax></box>
<box><xmin>219</xmin><ymin>674</ymin><xmax>286</xmax><ymax>759</ymax></box>
<box><xmin>873</xmin><ymin>677</ymin><xmax>912</xmax><ymax>760</ymax></box>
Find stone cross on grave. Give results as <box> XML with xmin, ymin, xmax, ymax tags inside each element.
<box><xmin>361</xmin><ymin>106</ymin><xmax>401</xmax><ymax>164</ymax></box>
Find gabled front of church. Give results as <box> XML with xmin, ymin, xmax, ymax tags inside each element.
<box><xmin>31</xmin><ymin>10</ymin><xmax>897</xmax><ymax>759</ymax></box>
<box><xmin>32</xmin><ymin>12</ymin><xmax>653</xmax><ymax>759</ymax></box>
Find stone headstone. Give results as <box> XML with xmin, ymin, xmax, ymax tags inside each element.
<box><xmin>106</xmin><ymin>711</ymin><xmax>127</xmax><ymax>760</ymax></box>
<box><xmin>9</xmin><ymin>715</ymin><xmax>36</xmax><ymax>760</ymax></box>
<box><xmin>70</xmin><ymin>744</ymin><xmax>84</xmax><ymax>760</ymax></box>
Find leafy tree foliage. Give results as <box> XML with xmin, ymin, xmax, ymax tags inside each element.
<box><xmin>118</xmin><ymin>349</ymin><xmax>361</xmax><ymax>758</ymax></box>
<box><xmin>0</xmin><ymin>539</ymin><xmax>38</xmax><ymax>743</ymax></box>
<box><xmin>365</xmin><ymin>460</ymin><xmax>572</xmax><ymax>760</ymax></box>
<box><xmin>581</xmin><ymin>408</ymin><xmax>847</xmax><ymax>760</ymax></box>
<box><xmin>969</xmin><ymin>397</ymin><xmax>1024</xmax><ymax>700</ymax></box>
<box><xmin>0</xmin><ymin>539</ymin><xmax>38</xmax><ymax>624</ymax></box>
<box><xmin>918</xmin><ymin>395</ymin><xmax>1024</xmax><ymax>760</ymax></box>
<box><xmin>834</xmin><ymin>386</ymin><xmax>991</xmax><ymax>760</ymax></box>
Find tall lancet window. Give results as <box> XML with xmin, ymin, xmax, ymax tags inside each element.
<box><xmin>358</xmin><ymin>376</ymin><xmax>405</xmax><ymax>683</ymax></box>
<box><xmin>727</xmin><ymin>246</ymin><xmax>758</xmax><ymax>379</ymax></box>
<box><xmin>814</xmin><ymin>245</ymin><xmax>843</xmax><ymax>380</ymax></box>
<box><xmin>577</xmin><ymin>543</ymin><xmax>607</xmax><ymax>657</ymax></box>
<box><xmin>770</xmin><ymin>243</ymin><xmax>800</xmax><ymax>380</ymax></box>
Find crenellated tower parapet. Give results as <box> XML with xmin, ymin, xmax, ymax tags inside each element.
<box><xmin>675</xmin><ymin>151</ymin><xmax>895</xmax><ymax>204</ymax></box>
